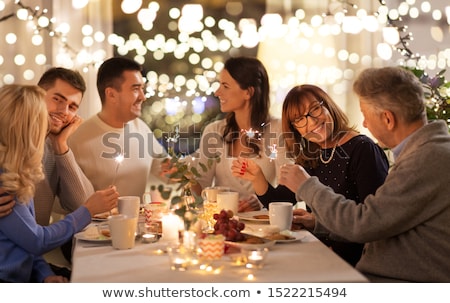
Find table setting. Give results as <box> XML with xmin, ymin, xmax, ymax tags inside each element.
<box><xmin>70</xmin><ymin>188</ymin><xmax>369</xmax><ymax>283</ymax></box>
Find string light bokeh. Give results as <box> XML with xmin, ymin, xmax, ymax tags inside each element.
<box><xmin>0</xmin><ymin>0</ymin><xmax>449</xmax><ymax>151</ymax></box>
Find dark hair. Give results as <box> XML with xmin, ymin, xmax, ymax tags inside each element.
<box><xmin>37</xmin><ymin>67</ymin><xmax>86</xmax><ymax>95</ymax></box>
<box><xmin>222</xmin><ymin>56</ymin><xmax>270</xmax><ymax>156</ymax></box>
<box><xmin>353</xmin><ymin>66</ymin><xmax>426</xmax><ymax>123</ymax></box>
<box><xmin>96</xmin><ymin>57</ymin><xmax>143</xmax><ymax>104</ymax></box>
<box><xmin>281</xmin><ymin>84</ymin><xmax>358</xmax><ymax>167</ymax></box>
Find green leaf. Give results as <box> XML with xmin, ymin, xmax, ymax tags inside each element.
<box><xmin>190</xmin><ymin>167</ymin><xmax>202</xmax><ymax>178</ymax></box>
<box><xmin>198</xmin><ymin>162</ymin><xmax>207</xmax><ymax>172</ymax></box>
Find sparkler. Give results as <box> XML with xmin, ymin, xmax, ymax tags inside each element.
<box><xmin>111</xmin><ymin>153</ymin><xmax>124</xmax><ymax>185</ymax></box>
<box><xmin>240</xmin><ymin>122</ymin><xmax>267</xmax><ymax>141</ymax></box>
<box><xmin>165</xmin><ymin>125</ymin><xmax>180</xmax><ymax>144</ymax></box>
<box><xmin>268</xmin><ymin>144</ymin><xmax>278</xmax><ymax>162</ymax></box>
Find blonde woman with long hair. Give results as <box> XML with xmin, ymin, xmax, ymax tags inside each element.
<box><xmin>0</xmin><ymin>85</ymin><xmax>118</xmax><ymax>283</ymax></box>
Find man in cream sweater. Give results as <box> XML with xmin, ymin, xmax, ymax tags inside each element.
<box><xmin>69</xmin><ymin>57</ymin><xmax>166</xmax><ymax>201</ymax></box>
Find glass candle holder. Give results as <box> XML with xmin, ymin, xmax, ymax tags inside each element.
<box><xmin>242</xmin><ymin>247</ymin><xmax>269</xmax><ymax>269</ymax></box>
<box><xmin>167</xmin><ymin>244</ymin><xmax>191</xmax><ymax>271</ymax></box>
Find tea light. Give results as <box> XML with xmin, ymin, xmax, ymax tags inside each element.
<box><xmin>141</xmin><ymin>233</ymin><xmax>157</xmax><ymax>243</ymax></box>
<box><xmin>171</xmin><ymin>257</ymin><xmax>189</xmax><ymax>271</ymax></box>
<box><xmin>243</xmin><ymin>248</ymin><xmax>268</xmax><ymax>269</ymax></box>
<box><xmin>167</xmin><ymin>245</ymin><xmax>191</xmax><ymax>271</ymax></box>
<box><xmin>248</xmin><ymin>252</ymin><xmax>264</xmax><ymax>261</ymax></box>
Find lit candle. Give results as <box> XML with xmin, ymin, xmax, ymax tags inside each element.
<box><xmin>141</xmin><ymin>233</ymin><xmax>157</xmax><ymax>243</ymax></box>
<box><xmin>245</xmin><ymin>248</ymin><xmax>268</xmax><ymax>269</ymax></box>
<box><xmin>161</xmin><ymin>213</ymin><xmax>180</xmax><ymax>243</ymax></box>
<box><xmin>170</xmin><ymin>257</ymin><xmax>188</xmax><ymax>271</ymax></box>
<box><xmin>248</xmin><ymin>252</ymin><xmax>264</xmax><ymax>261</ymax></box>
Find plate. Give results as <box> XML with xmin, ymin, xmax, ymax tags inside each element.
<box><xmin>266</xmin><ymin>231</ymin><xmax>306</xmax><ymax>243</ymax></box>
<box><xmin>91</xmin><ymin>217</ymin><xmax>108</xmax><ymax>222</ymax></box>
<box><xmin>237</xmin><ymin>210</ymin><xmax>270</xmax><ymax>222</ymax></box>
<box><xmin>225</xmin><ymin>233</ymin><xmax>276</xmax><ymax>250</ymax></box>
<box><xmin>75</xmin><ymin>231</ymin><xmax>111</xmax><ymax>243</ymax></box>
<box><xmin>92</xmin><ymin>208</ymin><xmax>119</xmax><ymax>221</ymax></box>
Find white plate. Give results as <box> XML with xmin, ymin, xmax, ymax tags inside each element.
<box><xmin>91</xmin><ymin>217</ymin><xmax>108</xmax><ymax>222</ymax></box>
<box><xmin>237</xmin><ymin>210</ymin><xmax>270</xmax><ymax>222</ymax></box>
<box><xmin>225</xmin><ymin>234</ymin><xmax>276</xmax><ymax>250</ymax></box>
<box><xmin>75</xmin><ymin>231</ymin><xmax>111</xmax><ymax>243</ymax></box>
<box><xmin>269</xmin><ymin>231</ymin><xmax>306</xmax><ymax>243</ymax></box>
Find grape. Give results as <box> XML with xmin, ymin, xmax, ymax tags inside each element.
<box><xmin>237</xmin><ymin>222</ymin><xmax>245</xmax><ymax>231</ymax></box>
<box><xmin>212</xmin><ymin>210</ymin><xmax>246</xmax><ymax>242</ymax></box>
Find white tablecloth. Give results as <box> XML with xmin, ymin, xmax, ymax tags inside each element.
<box><xmin>71</xmin><ymin>227</ymin><xmax>368</xmax><ymax>283</ymax></box>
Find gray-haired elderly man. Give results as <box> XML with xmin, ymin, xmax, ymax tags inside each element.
<box><xmin>280</xmin><ymin>66</ymin><xmax>450</xmax><ymax>282</ymax></box>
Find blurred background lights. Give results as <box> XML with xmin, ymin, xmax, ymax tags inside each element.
<box><xmin>0</xmin><ymin>0</ymin><xmax>449</xmax><ymax>147</ymax></box>
<box><xmin>14</xmin><ymin>54</ymin><xmax>26</xmax><ymax>66</ymax></box>
<box><xmin>72</xmin><ymin>0</ymin><xmax>89</xmax><ymax>10</ymax></box>
<box><xmin>5</xmin><ymin>33</ymin><xmax>17</xmax><ymax>44</ymax></box>
<box><xmin>23</xmin><ymin>69</ymin><xmax>35</xmax><ymax>80</ymax></box>
<box><xmin>121</xmin><ymin>0</ymin><xmax>142</xmax><ymax>14</ymax></box>
<box><xmin>35</xmin><ymin>54</ymin><xmax>47</xmax><ymax>65</ymax></box>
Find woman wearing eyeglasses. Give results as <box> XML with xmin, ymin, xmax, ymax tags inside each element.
<box><xmin>232</xmin><ymin>84</ymin><xmax>389</xmax><ymax>266</ymax></box>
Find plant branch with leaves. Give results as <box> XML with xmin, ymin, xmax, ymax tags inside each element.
<box><xmin>160</xmin><ymin>146</ymin><xmax>220</xmax><ymax>231</ymax></box>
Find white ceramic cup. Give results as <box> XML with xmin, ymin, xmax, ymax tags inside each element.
<box><xmin>216</xmin><ymin>191</ymin><xmax>239</xmax><ymax>215</ymax></box>
<box><xmin>269</xmin><ymin>202</ymin><xmax>293</xmax><ymax>231</ymax></box>
<box><xmin>201</xmin><ymin>186</ymin><xmax>230</xmax><ymax>202</ymax></box>
<box><xmin>201</xmin><ymin>187</ymin><xmax>219</xmax><ymax>202</ymax></box>
<box><xmin>118</xmin><ymin>196</ymin><xmax>141</xmax><ymax>218</ymax></box>
<box><xmin>108</xmin><ymin>214</ymin><xmax>138</xmax><ymax>249</ymax></box>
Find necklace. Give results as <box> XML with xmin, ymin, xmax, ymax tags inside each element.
<box><xmin>320</xmin><ymin>144</ymin><xmax>337</xmax><ymax>164</ymax></box>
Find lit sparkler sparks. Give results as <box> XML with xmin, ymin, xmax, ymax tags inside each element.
<box><xmin>111</xmin><ymin>153</ymin><xmax>124</xmax><ymax>185</ymax></box>
<box><xmin>268</xmin><ymin>144</ymin><xmax>278</xmax><ymax>162</ymax></box>
<box><xmin>165</xmin><ymin>125</ymin><xmax>180</xmax><ymax>144</ymax></box>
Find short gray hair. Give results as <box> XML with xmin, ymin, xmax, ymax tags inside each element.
<box><xmin>353</xmin><ymin>66</ymin><xmax>426</xmax><ymax>123</ymax></box>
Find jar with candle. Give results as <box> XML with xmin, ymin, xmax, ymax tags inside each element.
<box><xmin>242</xmin><ymin>247</ymin><xmax>269</xmax><ymax>269</ymax></box>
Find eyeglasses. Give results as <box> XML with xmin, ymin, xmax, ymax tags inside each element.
<box><xmin>291</xmin><ymin>101</ymin><xmax>324</xmax><ymax>128</ymax></box>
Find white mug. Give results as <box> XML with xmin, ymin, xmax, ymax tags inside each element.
<box><xmin>118</xmin><ymin>196</ymin><xmax>141</xmax><ymax>218</ymax></box>
<box><xmin>217</xmin><ymin>191</ymin><xmax>239</xmax><ymax>215</ymax></box>
<box><xmin>201</xmin><ymin>187</ymin><xmax>219</xmax><ymax>202</ymax></box>
<box><xmin>269</xmin><ymin>202</ymin><xmax>293</xmax><ymax>231</ymax></box>
<box><xmin>108</xmin><ymin>214</ymin><xmax>138</xmax><ymax>250</ymax></box>
<box><xmin>201</xmin><ymin>186</ymin><xmax>230</xmax><ymax>202</ymax></box>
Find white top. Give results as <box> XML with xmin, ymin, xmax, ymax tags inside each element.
<box><xmin>192</xmin><ymin>118</ymin><xmax>292</xmax><ymax>199</ymax></box>
<box><xmin>68</xmin><ymin>114</ymin><xmax>166</xmax><ymax>198</ymax></box>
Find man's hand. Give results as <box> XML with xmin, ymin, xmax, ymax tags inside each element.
<box><xmin>0</xmin><ymin>189</ymin><xmax>15</xmax><ymax>218</ymax></box>
<box><xmin>83</xmin><ymin>186</ymin><xmax>119</xmax><ymax>217</ymax></box>
<box><xmin>278</xmin><ymin>164</ymin><xmax>310</xmax><ymax>194</ymax></box>
<box><xmin>292</xmin><ymin>208</ymin><xmax>315</xmax><ymax>230</ymax></box>
<box><xmin>48</xmin><ymin>115</ymin><xmax>83</xmax><ymax>155</ymax></box>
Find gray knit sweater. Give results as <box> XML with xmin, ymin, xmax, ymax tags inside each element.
<box><xmin>34</xmin><ymin>138</ymin><xmax>94</xmax><ymax>226</ymax></box>
<box><xmin>298</xmin><ymin>121</ymin><xmax>450</xmax><ymax>282</ymax></box>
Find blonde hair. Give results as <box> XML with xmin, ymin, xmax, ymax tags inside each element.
<box><xmin>0</xmin><ymin>85</ymin><xmax>48</xmax><ymax>203</ymax></box>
